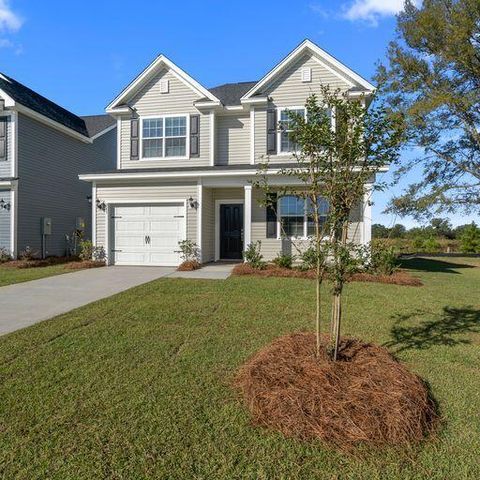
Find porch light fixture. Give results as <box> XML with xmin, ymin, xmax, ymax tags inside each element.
<box><xmin>96</xmin><ymin>199</ymin><xmax>107</xmax><ymax>211</ymax></box>
<box><xmin>187</xmin><ymin>196</ymin><xmax>198</xmax><ymax>209</ymax></box>
<box><xmin>0</xmin><ymin>198</ymin><xmax>10</xmax><ymax>211</ymax></box>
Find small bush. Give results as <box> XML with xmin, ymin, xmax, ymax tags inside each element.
<box><xmin>0</xmin><ymin>247</ymin><xmax>11</xmax><ymax>263</ymax></box>
<box><xmin>272</xmin><ymin>252</ymin><xmax>294</xmax><ymax>269</ymax></box>
<box><xmin>459</xmin><ymin>223</ymin><xmax>480</xmax><ymax>253</ymax></box>
<box><xmin>177</xmin><ymin>260</ymin><xmax>201</xmax><ymax>271</ymax></box>
<box><xmin>19</xmin><ymin>246</ymin><xmax>39</xmax><ymax>261</ymax></box>
<box><xmin>178</xmin><ymin>240</ymin><xmax>200</xmax><ymax>263</ymax></box>
<box><xmin>369</xmin><ymin>242</ymin><xmax>399</xmax><ymax>275</ymax></box>
<box><xmin>79</xmin><ymin>240</ymin><xmax>94</xmax><ymax>261</ymax></box>
<box><xmin>422</xmin><ymin>236</ymin><xmax>441</xmax><ymax>253</ymax></box>
<box><xmin>299</xmin><ymin>246</ymin><xmax>318</xmax><ymax>271</ymax></box>
<box><xmin>244</xmin><ymin>241</ymin><xmax>266</xmax><ymax>269</ymax></box>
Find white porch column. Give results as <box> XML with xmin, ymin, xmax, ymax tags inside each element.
<box><xmin>197</xmin><ymin>181</ymin><xmax>203</xmax><ymax>263</ymax></box>
<box><xmin>363</xmin><ymin>184</ymin><xmax>372</xmax><ymax>245</ymax></box>
<box><xmin>91</xmin><ymin>182</ymin><xmax>97</xmax><ymax>247</ymax></box>
<box><xmin>244</xmin><ymin>185</ymin><xmax>252</xmax><ymax>251</ymax></box>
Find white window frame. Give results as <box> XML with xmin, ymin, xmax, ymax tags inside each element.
<box><xmin>276</xmin><ymin>106</ymin><xmax>306</xmax><ymax>156</ymax></box>
<box><xmin>139</xmin><ymin>114</ymin><xmax>190</xmax><ymax>161</ymax></box>
<box><xmin>277</xmin><ymin>195</ymin><xmax>329</xmax><ymax>240</ymax></box>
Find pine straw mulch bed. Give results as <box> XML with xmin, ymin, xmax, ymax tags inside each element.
<box><xmin>177</xmin><ymin>260</ymin><xmax>202</xmax><ymax>271</ymax></box>
<box><xmin>2</xmin><ymin>257</ymin><xmax>105</xmax><ymax>270</ymax></box>
<box><xmin>234</xmin><ymin>333</ymin><xmax>438</xmax><ymax>450</ymax></box>
<box><xmin>232</xmin><ymin>263</ymin><xmax>423</xmax><ymax>286</ymax></box>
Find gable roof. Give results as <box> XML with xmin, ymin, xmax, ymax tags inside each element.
<box><xmin>81</xmin><ymin>114</ymin><xmax>116</xmax><ymax>137</ymax></box>
<box><xmin>208</xmin><ymin>81</ymin><xmax>258</xmax><ymax>106</ymax></box>
<box><xmin>241</xmin><ymin>39</ymin><xmax>375</xmax><ymax>100</ymax></box>
<box><xmin>106</xmin><ymin>54</ymin><xmax>220</xmax><ymax>113</ymax></box>
<box><xmin>0</xmin><ymin>72</ymin><xmax>89</xmax><ymax>137</ymax></box>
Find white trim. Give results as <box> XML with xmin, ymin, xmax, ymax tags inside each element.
<box><xmin>214</xmin><ymin>199</ymin><xmax>244</xmax><ymax>261</ymax></box>
<box><xmin>209</xmin><ymin>111</ymin><xmax>215</xmax><ymax>166</ymax></box>
<box><xmin>89</xmin><ymin>123</ymin><xmax>116</xmax><ymax>141</ymax></box>
<box><xmin>0</xmin><ymin>181</ymin><xmax>14</xmax><ymax>187</ymax></box>
<box><xmin>10</xmin><ymin>111</ymin><xmax>17</xmax><ymax>177</ymax></box>
<box><xmin>363</xmin><ymin>184</ymin><xmax>373</xmax><ymax>245</ymax></box>
<box><xmin>15</xmin><ymin>104</ymin><xmax>92</xmax><ymax>143</ymax></box>
<box><xmin>139</xmin><ymin>114</ymin><xmax>190</xmax><ymax>161</ymax></box>
<box><xmin>10</xmin><ymin>180</ymin><xmax>18</xmax><ymax>258</ymax></box>
<box><xmin>310</xmin><ymin>55</ymin><xmax>354</xmax><ymax>88</ymax></box>
<box><xmin>79</xmin><ymin>166</ymin><xmax>389</xmax><ymax>183</ymax></box>
<box><xmin>224</xmin><ymin>105</ymin><xmax>244</xmax><ymax>111</ymax></box>
<box><xmin>106</xmin><ymin>199</ymin><xmax>188</xmax><ymax>266</ymax></box>
<box><xmin>197</xmin><ymin>181</ymin><xmax>203</xmax><ymax>263</ymax></box>
<box><xmin>240</xmin><ymin>97</ymin><xmax>269</xmax><ymax>105</ymax></box>
<box><xmin>0</xmin><ymin>88</ymin><xmax>16</xmax><ymax>108</ymax></box>
<box><xmin>241</xmin><ymin>39</ymin><xmax>375</xmax><ymax>100</ymax></box>
<box><xmin>106</xmin><ymin>54</ymin><xmax>219</xmax><ymax>112</ymax></box>
<box><xmin>250</xmin><ymin>108</ymin><xmax>255</xmax><ymax>164</ymax></box>
<box><xmin>244</xmin><ymin>185</ymin><xmax>252</xmax><ymax>251</ymax></box>
<box><xmin>91</xmin><ymin>182</ymin><xmax>97</xmax><ymax>246</ymax></box>
<box><xmin>116</xmin><ymin>118</ymin><xmax>121</xmax><ymax>169</ymax></box>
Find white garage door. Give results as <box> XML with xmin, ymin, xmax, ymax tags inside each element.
<box><xmin>112</xmin><ymin>204</ymin><xmax>185</xmax><ymax>266</ymax></box>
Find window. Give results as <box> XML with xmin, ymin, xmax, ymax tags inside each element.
<box><xmin>279</xmin><ymin>195</ymin><xmax>329</xmax><ymax>238</ymax></box>
<box><xmin>278</xmin><ymin>108</ymin><xmax>305</xmax><ymax>153</ymax></box>
<box><xmin>141</xmin><ymin>115</ymin><xmax>187</xmax><ymax>158</ymax></box>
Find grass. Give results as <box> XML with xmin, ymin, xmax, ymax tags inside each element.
<box><xmin>0</xmin><ymin>262</ymin><xmax>85</xmax><ymax>287</ymax></box>
<box><xmin>0</xmin><ymin>257</ymin><xmax>479</xmax><ymax>479</ymax></box>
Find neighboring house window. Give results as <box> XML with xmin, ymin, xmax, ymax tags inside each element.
<box><xmin>141</xmin><ymin>115</ymin><xmax>187</xmax><ymax>158</ymax></box>
<box><xmin>278</xmin><ymin>107</ymin><xmax>305</xmax><ymax>154</ymax></box>
<box><xmin>279</xmin><ymin>195</ymin><xmax>329</xmax><ymax>238</ymax></box>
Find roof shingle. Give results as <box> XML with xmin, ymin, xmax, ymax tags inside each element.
<box><xmin>208</xmin><ymin>81</ymin><xmax>258</xmax><ymax>106</ymax></box>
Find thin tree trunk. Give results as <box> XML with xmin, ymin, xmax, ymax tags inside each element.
<box><xmin>314</xmin><ymin>194</ymin><xmax>322</xmax><ymax>358</ymax></box>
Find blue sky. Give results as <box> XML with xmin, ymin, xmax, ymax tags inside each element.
<box><xmin>0</xmin><ymin>0</ymin><xmax>478</xmax><ymax>228</ymax></box>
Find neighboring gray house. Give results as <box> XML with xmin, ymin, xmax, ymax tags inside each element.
<box><xmin>80</xmin><ymin>39</ymin><xmax>381</xmax><ymax>267</ymax></box>
<box><xmin>0</xmin><ymin>73</ymin><xmax>116</xmax><ymax>258</ymax></box>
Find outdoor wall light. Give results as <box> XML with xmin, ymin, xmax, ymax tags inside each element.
<box><xmin>0</xmin><ymin>198</ymin><xmax>11</xmax><ymax>211</ymax></box>
<box><xmin>96</xmin><ymin>200</ymin><xmax>107</xmax><ymax>211</ymax></box>
<box><xmin>187</xmin><ymin>196</ymin><xmax>198</xmax><ymax>209</ymax></box>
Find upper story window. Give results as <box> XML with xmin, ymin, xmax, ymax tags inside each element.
<box><xmin>141</xmin><ymin>115</ymin><xmax>187</xmax><ymax>159</ymax></box>
<box><xmin>278</xmin><ymin>107</ymin><xmax>305</xmax><ymax>154</ymax></box>
<box><xmin>279</xmin><ymin>195</ymin><xmax>329</xmax><ymax>238</ymax></box>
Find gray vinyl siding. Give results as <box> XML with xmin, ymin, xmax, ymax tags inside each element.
<box><xmin>0</xmin><ymin>115</ymin><xmax>12</xmax><ymax>177</ymax></box>
<box><xmin>16</xmin><ymin>114</ymin><xmax>116</xmax><ymax>256</ymax></box>
<box><xmin>94</xmin><ymin>182</ymin><xmax>197</xmax><ymax>256</ymax></box>
<box><xmin>120</xmin><ymin>68</ymin><xmax>210</xmax><ymax>169</ymax></box>
<box><xmin>254</xmin><ymin>53</ymin><xmax>352</xmax><ymax>164</ymax></box>
<box><xmin>216</xmin><ymin>113</ymin><xmax>250</xmax><ymax>165</ymax></box>
<box><xmin>0</xmin><ymin>189</ymin><xmax>11</xmax><ymax>252</ymax></box>
<box><xmin>201</xmin><ymin>188</ymin><xmax>215</xmax><ymax>262</ymax></box>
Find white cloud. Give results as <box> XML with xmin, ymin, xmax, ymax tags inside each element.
<box><xmin>0</xmin><ymin>0</ymin><xmax>22</xmax><ymax>33</ymax></box>
<box><xmin>342</xmin><ymin>0</ymin><xmax>419</xmax><ymax>25</ymax></box>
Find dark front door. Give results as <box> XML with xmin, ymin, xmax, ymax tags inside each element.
<box><xmin>220</xmin><ymin>204</ymin><xmax>243</xmax><ymax>260</ymax></box>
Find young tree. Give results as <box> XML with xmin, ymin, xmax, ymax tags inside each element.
<box><xmin>376</xmin><ymin>0</ymin><xmax>480</xmax><ymax>219</ymax></box>
<box><xmin>255</xmin><ymin>87</ymin><xmax>403</xmax><ymax>360</ymax></box>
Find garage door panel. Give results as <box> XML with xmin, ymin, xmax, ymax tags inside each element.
<box><xmin>112</xmin><ymin>203</ymin><xmax>185</xmax><ymax>266</ymax></box>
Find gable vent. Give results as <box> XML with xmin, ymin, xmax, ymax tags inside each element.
<box><xmin>301</xmin><ymin>67</ymin><xmax>312</xmax><ymax>83</ymax></box>
<box><xmin>160</xmin><ymin>79</ymin><xmax>169</xmax><ymax>94</ymax></box>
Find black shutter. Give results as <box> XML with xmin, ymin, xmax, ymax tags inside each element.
<box><xmin>266</xmin><ymin>193</ymin><xmax>277</xmax><ymax>238</ymax></box>
<box><xmin>266</xmin><ymin>109</ymin><xmax>276</xmax><ymax>154</ymax></box>
<box><xmin>0</xmin><ymin>117</ymin><xmax>6</xmax><ymax>161</ymax></box>
<box><xmin>190</xmin><ymin>114</ymin><xmax>200</xmax><ymax>157</ymax></box>
<box><xmin>130</xmin><ymin>118</ymin><xmax>139</xmax><ymax>160</ymax></box>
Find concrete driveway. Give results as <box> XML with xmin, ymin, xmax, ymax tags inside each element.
<box><xmin>0</xmin><ymin>266</ymin><xmax>174</xmax><ymax>336</ymax></box>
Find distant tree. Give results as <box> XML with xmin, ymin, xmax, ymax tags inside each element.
<box><xmin>372</xmin><ymin>223</ymin><xmax>389</xmax><ymax>238</ymax></box>
<box><xmin>429</xmin><ymin>218</ymin><xmax>454</xmax><ymax>239</ymax></box>
<box><xmin>454</xmin><ymin>223</ymin><xmax>473</xmax><ymax>239</ymax></box>
<box><xmin>459</xmin><ymin>223</ymin><xmax>480</xmax><ymax>253</ymax></box>
<box><xmin>390</xmin><ymin>224</ymin><xmax>407</xmax><ymax>238</ymax></box>
<box><xmin>376</xmin><ymin>0</ymin><xmax>480</xmax><ymax>219</ymax></box>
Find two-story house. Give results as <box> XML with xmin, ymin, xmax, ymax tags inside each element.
<box><xmin>0</xmin><ymin>73</ymin><xmax>116</xmax><ymax>258</ymax></box>
<box><xmin>80</xmin><ymin>40</ymin><xmax>377</xmax><ymax>267</ymax></box>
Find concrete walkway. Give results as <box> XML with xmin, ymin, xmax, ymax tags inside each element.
<box><xmin>168</xmin><ymin>262</ymin><xmax>236</xmax><ymax>280</ymax></box>
<box><xmin>0</xmin><ymin>266</ymin><xmax>174</xmax><ymax>336</ymax></box>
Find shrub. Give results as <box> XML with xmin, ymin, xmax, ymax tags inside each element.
<box><xmin>178</xmin><ymin>240</ymin><xmax>200</xmax><ymax>263</ymax></box>
<box><xmin>177</xmin><ymin>260</ymin><xmax>201</xmax><ymax>271</ymax></box>
<box><xmin>369</xmin><ymin>242</ymin><xmax>398</xmax><ymax>275</ymax></box>
<box><xmin>272</xmin><ymin>252</ymin><xmax>294</xmax><ymax>269</ymax></box>
<box><xmin>19</xmin><ymin>246</ymin><xmax>39</xmax><ymax>261</ymax></box>
<box><xmin>422</xmin><ymin>236</ymin><xmax>441</xmax><ymax>253</ymax></box>
<box><xmin>0</xmin><ymin>247</ymin><xmax>11</xmax><ymax>263</ymax></box>
<box><xmin>299</xmin><ymin>246</ymin><xmax>318</xmax><ymax>271</ymax></box>
<box><xmin>459</xmin><ymin>223</ymin><xmax>480</xmax><ymax>253</ymax></box>
<box><xmin>79</xmin><ymin>241</ymin><xmax>106</xmax><ymax>263</ymax></box>
<box><xmin>243</xmin><ymin>241</ymin><xmax>266</xmax><ymax>269</ymax></box>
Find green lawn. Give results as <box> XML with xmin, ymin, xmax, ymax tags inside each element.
<box><xmin>0</xmin><ymin>257</ymin><xmax>479</xmax><ymax>479</ymax></box>
<box><xmin>0</xmin><ymin>263</ymin><xmax>83</xmax><ymax>287</ymax></box>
